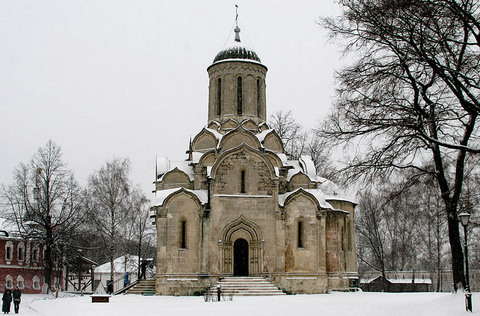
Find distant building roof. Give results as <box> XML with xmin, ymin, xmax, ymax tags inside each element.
<box><xmin>94</xmin><ymin>255</ymin><xmax>139</xmax><ymax>274</ymax></box>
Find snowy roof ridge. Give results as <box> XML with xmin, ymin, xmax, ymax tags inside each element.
<box><xmin>94</xmin><ymin>255</ymin><xmax>140</xmax><ymax>273</ymax></box>
<box><xmin>204</xmin><ymin>127</ymin><xmax>223</xmax><ymax>142</ymax></box>
<box><xmin>158</xmin><ymin>161</ymin><xmax>194</xmax><ymax>181</ymax></box>
<box><xmin>278</xmin><ymin>188</ymin><xmax>334</xmax><ymax>210</ymax></box>
<box><xmin>256</xmin><ymin>129</ymin><xmax>274</xmax><ymax>143</ymax></box>
<box><xmin>151</xmin><ymin>188</ymin><xmax>208</xmax><ymax>207</ymax></box>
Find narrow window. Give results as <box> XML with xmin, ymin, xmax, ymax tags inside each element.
<box><xmin>180</xmin><ymin>220</ymin><xmax>187</xmax><ymax>249</ymax></box>
<box><xmin>17</xmin><ymin>276</ymin><xmax>24</xmax><ymax>289</ymax></box>
<box><xmin>240</xmin><ymin>170</ymin><xmax>246</xmax><ymax>193</ymax></box>
<box><xmin>33</xmin><ymin>276</ymin><xmax>40</xmax><ymax>290</ymax></box>
<box><xmin>257</xmin><ymin>79</ymin><xmax>261</xmax><ymax>116</ymax></box>
<box><xmin>346</xmin><ymin>218</ymin><xmax>352</xmax><ymax>251</ymax></box>
<box><xmin>6</xmin><ymin>276</ymin><xmax>13</xmax><ymax>289</ymax></box>
<box><xmin>18</xmin><ymin>245</ymin><xmax>24</xmax><ymax>261</ymax></box>
<box><xmin>298</xmin><ymin>221</ymin><xmax>304</xmax><ymax>248</ymax></box>
<box><xmin>6</xmin><ymin>245</ymin><xmax>12</xmax><ymax>261</ymax></box>
<box><xmin>217</xmin><ymin>78</ymin><xmax>222</xmax><ymax>116</ymax></box>
<box><xmin>237</xmin><ymin>76</ymin><xmax>243</xmax><ymax>115</ymax></box>
<box><xmin>33</xmin><ymin>247</ymin><xmax>39</xmax><ymax>262</ymax></box>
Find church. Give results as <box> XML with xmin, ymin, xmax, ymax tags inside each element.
<box><xmin>150</xmin><ymin>23</ymin><xmax>358</xmax><ymax>295</ymax></box>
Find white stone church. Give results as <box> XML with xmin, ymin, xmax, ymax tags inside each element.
<box><xmin>150</xmin><ymin>24</ymin><xmax>358</xmax><ymax>295</ymax></box>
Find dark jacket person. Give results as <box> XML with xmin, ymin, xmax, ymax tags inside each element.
<box><xmin>2</xmin><ymin>289</ymin><xmax>12</xmax><ymax>314</ymax></box>
<box><xmin>12</xmin><ymin>287</ymin><xmax>20</xmax><ymax>314</ymax></box>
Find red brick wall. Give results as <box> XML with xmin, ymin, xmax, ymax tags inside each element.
<box><xmin>0</xmin><ymin>237</ymin><xmax>64</xmax><ymax>294</ymax></box>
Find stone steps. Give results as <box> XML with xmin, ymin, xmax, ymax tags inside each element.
<box><xmin>126</xmin><ymin>279</ymin><xmax>156</xmax><ymax>295</ymax></box>
<box><xmin>208</xmin><ymin>277</ymin><xmax>285</xmax><ymax>296</ymax></box>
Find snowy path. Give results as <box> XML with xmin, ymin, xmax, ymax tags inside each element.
<box><xmin>17</xmin><ymin>292</ymin><xmax>480</xmax><ymax>316</ymax></box>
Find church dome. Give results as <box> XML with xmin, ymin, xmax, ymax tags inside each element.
<box><xmin>213</xmin><ymin>45</ymin><xmax>261</xmax><ymax>63</ymax></box>
<box><xmin>212</xmin><ymin>25</ymin><xmax>261</xmax><ymax>64</ymax></box>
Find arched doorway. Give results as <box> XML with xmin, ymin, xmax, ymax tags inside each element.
<box><xmin>234</xmin><ymin>238</ymin><xmax>249</xmax><ymax>276</ymax></box>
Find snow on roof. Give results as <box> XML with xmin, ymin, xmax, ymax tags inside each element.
<box><xmin>284</xmin><ymin>160</ymin><xmax>303</xmax><ymax>181</ymax></box>
<box><xmin>211</xmin><ymin>57</ymin><xmax>264</xmax><ymax>67</ymax></box>
<box><xmin>191</xmin><ymin>151</ymin><xmax>204</xmax><ymax>163</ymax></box>
<box><xmin>0</xmin><ymin>218</ymin><xmax>17</xmax><ymax>235</ymax></box>
<box><xmin>299</xmin><ymin>155</ymin><xmax>317</xmax><ymax>178</ymax></box>
<box><xmin>256</xmin><ymin>129</ymin><xmax>274</xmax><ymax>143</ymax></box>
<box><xmin>94</xmin><ymin>255</ymin><xmax>139</xmax><ymax>274</ymax></box>
<box><xmin>361</xmin><ymin>277</ymin><xmax>432</xmax><ymax>285</ymax></box>
<box><xmin>151</xmin><ymin>188</ymin><xmax>208</xmax><ymax>207</ymax></box>
<box><xmin>389</xmin><ymin>278</ymin><xmax>432</xmax><ymax>284</ymax></box>
<box><xmin>258</xmin><ymin>122</ymin><xmax>270</xmax><ymax>129</ymax></box>
<box><xmin>321</xmin><ymin>180</ymin><xmax>357</xmax><ymax>205</ymax></box>
<box><xmin>284</xmin><ymin>158</ymin><xmax>318</xmax><ymax>182</ymax></box>
<box><xmin>278</xmin><ymin>188</ymin><xmax>334</xmax><ymax>210</ymax></box>
<box><xmin>158</xmin><ymin>161</ymin><xmax>194</xmax><ymax>181</ymax></box>
<box><xmin>276</xmin><ymin>153</ymin><xmax>287</xmax><ymax>164</ymax></box>
<box><xmin>204</xmin><ymin>127</ymin><xmax>223</xmax><ymax>142</ymax></box>
<box><xmin>206</xmin><ymin>166</ymin><xmax>212</xmax><ymax>177</ymax></box>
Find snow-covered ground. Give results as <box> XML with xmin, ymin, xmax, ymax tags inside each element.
<box><xmin>17</xmin><ymin>292</ymin><xmax>479</xmax><ymax>316</ymax></box>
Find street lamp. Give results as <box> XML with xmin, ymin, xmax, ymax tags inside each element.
<box><xmin>458</xmin><ymin>211</ymin><xmax>472</xmax><ymax>312</ymax></box>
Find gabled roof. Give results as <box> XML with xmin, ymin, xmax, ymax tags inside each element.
<box><xmin>278</xmin><ymin>188</ymin><xmax>334</xmax><ymax>210</ymax></box>
<box><xmin>94</xmin><ymin>255</ymin><xmax>139</xmax><ymax>274</ymax></box>
<box><xmin>256</xmin><ymin>129</ymin><xmax>274</xmax><ymax>143</ymax></box>
<box><xmin>151</xmin><ymin>188</ymin><xmax>208</xmax><ymax>208</ymax></box>
<box><xmin>158</xmin><ymin>161</ymin><xmax>194</xmax><ymax>181</ymax></box>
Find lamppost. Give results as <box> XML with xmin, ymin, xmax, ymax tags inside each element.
<box><xmin>458</xmin><ymin>211</ymin><xmax>472</xmax><ymax>312</ymax></box>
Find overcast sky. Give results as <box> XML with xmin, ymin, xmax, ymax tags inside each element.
<box><xmin>0</xmin><ymin>1</ymin><xmax>346</xmax><ymax>197</ymax></box>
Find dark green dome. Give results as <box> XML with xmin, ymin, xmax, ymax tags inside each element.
<box><xmin>213</xmin><ymin>45</ymin><xmax>261</xmax><ymax>63</ymax></box>
<box><xmin>213</xmin><ymin>25</ymin><xmax>261</xmax><ymax>64</ymax></box>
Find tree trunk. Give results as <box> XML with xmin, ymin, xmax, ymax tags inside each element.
<box><xmin>110</xmin><ymin>232</ymin><xmax>115</xmax><ymax>287</ymax></box>
<box><xmin>446</xmin><ymin>208</ymin><xmax>465</xmax><ymax>291</ymax></box>
<box><xmin>44</xmin><ymin>227</ymin><xmax>53</xmax><ymax>293</ymax></box>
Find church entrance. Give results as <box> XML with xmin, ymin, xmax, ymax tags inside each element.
<box><xmin>233</xmin><ymin>238</ymin><xmax>249</xmax><ymax>276</ymax></box>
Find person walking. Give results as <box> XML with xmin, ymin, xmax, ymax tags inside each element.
<box><xmin>2</xmin><ymin>289</ymin><xmax>12</xmax><ymax>314</ymax></box>
<box><xmin>12</xmin><ymin>287</ymin><xmax>20</xmax><ymax>314</ymax></box>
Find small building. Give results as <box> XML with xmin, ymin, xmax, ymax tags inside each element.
<box><xmin>0</xmin><ymin>219</ymin><xmax>64</xmax><ymax>294</ymax></box>
<box><xmin>94</xmin><ymin>255</ymin><xmax>140</xmax><ymax>293</ymax></box>
<box><xmin>361</xmin><ymin>276</ymin><xmax>432</xmax><ymax>292</ymax></box>
<box><xmin>361</xmin><ymin>269</ymin><xmax>480</xmax><ymax>292</ymax></box>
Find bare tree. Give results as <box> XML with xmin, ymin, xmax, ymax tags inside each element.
<box><xmin>356</xmin><ymin>189</ymin><xmax>389</xmax><ymax>283</ymax></box>
<box><xmin>270</xmin><ymin>110</ymin><xmax>338</xmax><ymax>178</ymax></box>
<box><xmin>356</xmin><ymin>179</ymin><xmax>422</xmax><ymax>280</ymax></box>
<box><xmin>321</xmin><ymin>0</ymin><xmax>480</xmax><ymax>290</ymax></box>
<box><xmin>124</xmin><ymin>189</ymin><xmax>154</xmax><ymax>279</ymax></box>
<box><xmin>86</xmin><ymin>158</ymin><xmax>133</xmax><ymax>285</ymax></box>
<box><xmin>269</xmin><ymin>110</ymin><xmax>305</xmax><ymax>159</ymax></box>
<box><xmin>1</xmin><ymin>140</ymin><xmax>86</xmax><ymax>292</ymax></box>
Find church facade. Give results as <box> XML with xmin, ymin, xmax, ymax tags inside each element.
<box><xmin>150</xmin><ymin>26</ymin><xmax>358</xmax><ymax>295</ymax></box>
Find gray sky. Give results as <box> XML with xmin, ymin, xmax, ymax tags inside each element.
<box><xmin>0</xmin><ymin>0</ymin><xmax>345</xmax><ymax>197</ymax></box>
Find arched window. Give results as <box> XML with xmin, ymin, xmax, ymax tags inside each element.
<box><xmin>16</xmin><ymin>275</ymin><xmax>24</xmax><ymax>289</ymax></box>
<box><xmin>33</xmin><ymin>276</ymin><xmax>41</xmax><ymax>290</ymax></box>
<box><xmin>18</xmin><ymin>243</ymin><xmax>25</xmax><ymax>262</ymax></box>
<box><xmin>33</xmin><ymin>246</ymin><xmax>40</xmax><ymax>262</ymax></box>
<box><xmin>217</xmin><ymin>78</ymin><xmax>222</xmax><ymax>116</ymax></box>
<box><xmin>298</xmin><ymin>220</ymin><xmax>304</xmax><ymax>248</ymax></box>
<box><xmin>240</xmin><ymin>170</ymin><xmax>246</xmax><ymax>193</ymax></box>
<box><xmin>237</xmin><ymin>76</ymin><xmax>243</xmax><ymax>115</ymax></box>
<box><xmin>257</xmin><ymin>79</ymin><xmax>261</xmax><ymax>116</ymax></box>
<box><xmin>5</xmin><ymin>241</ymin><xmax>13</xmax><ymax>261</ymax></box>
<box><xmin>180</xmin><ymin>219</ymin><xmax>187</xmax><ymax>249</ymax></box>
<box><xmin>6</xmin><ymin>275</ymin><xmax>13</xmax><ymax>289</ymax></box>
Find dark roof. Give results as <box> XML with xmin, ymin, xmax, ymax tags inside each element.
<box><xmin>213</xmin><ymin>45</ymin><xmax>261</xmax><ymax>63</ymax></box>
